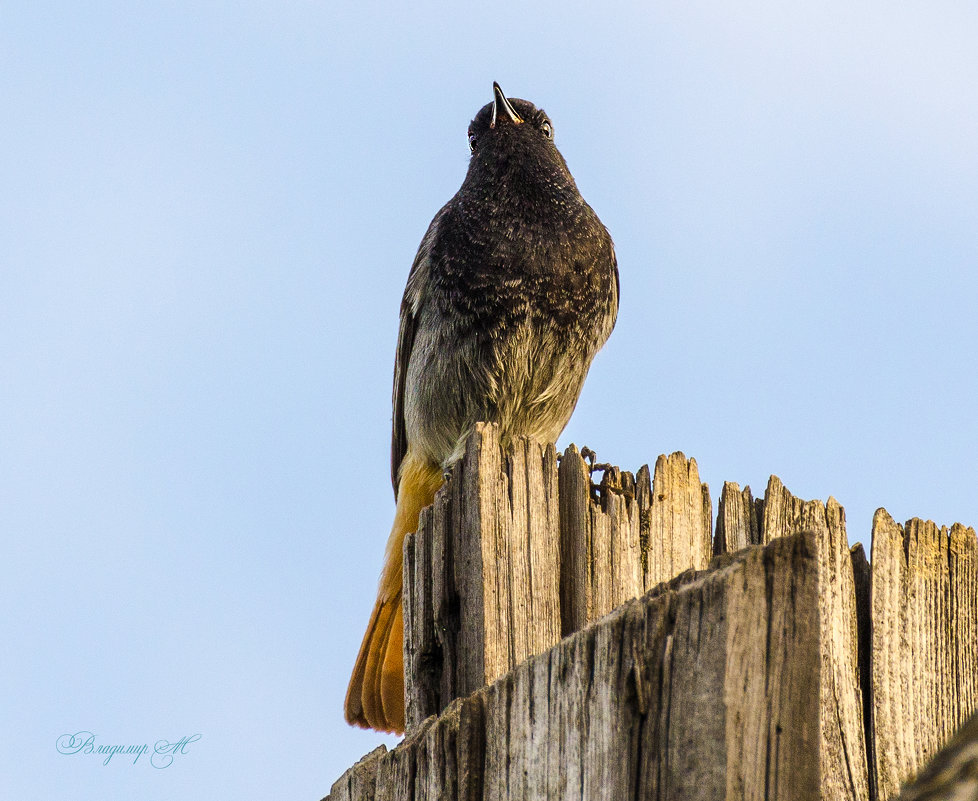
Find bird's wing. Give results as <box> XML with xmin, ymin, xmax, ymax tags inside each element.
<box><xmin>391</xmin><ymin>207</ymin><xmax>446</xmax><ymax>496</ymax></box>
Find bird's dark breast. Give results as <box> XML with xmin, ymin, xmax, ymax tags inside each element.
<box><xmin>429</xmin><ymin>199</ymin><xmax>613</xmax><ymax>335</ymax></box>
<box><xmin>406</xmin><ymin>193</ymin><xmax>616</xmax><ymax>466</ymax></box>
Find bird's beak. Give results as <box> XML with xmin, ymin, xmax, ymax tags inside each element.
<box><xmin>490</xmin><ymin>82</ymin><xmax>523</xmax><ymax>128</ymax></box>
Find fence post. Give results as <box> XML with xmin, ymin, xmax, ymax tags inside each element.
<box><xmin>330</xmin><ymin>431</ymin><xmax>978</xmax><ymax>801</ymax></box>
<box><xmin>403</xmin><ymin>423</ymin><xmax>562</xmax><ymax>731</ymax></box>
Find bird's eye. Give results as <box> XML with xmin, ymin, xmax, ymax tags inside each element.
<box><xmin>540</xmin><ymin>120</ymin><xmax>554</xmax><ymax>140</ymax></box>
<box><xmin>467</xmin><ymin>132</ymin><xmax>477</xmax><ymax>152</ymax></box>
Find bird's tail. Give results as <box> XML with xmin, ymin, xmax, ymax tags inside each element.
<box><xmin>344</xmin><ymin>453</ymin><xmax>443</xmax><ymax>734</ymax></box>
<box><xmin>344</xmin><ymin>592</ymin><xmax>405</xmax><ymax>733</ymax></box>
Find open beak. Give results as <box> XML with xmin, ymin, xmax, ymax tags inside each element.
<box><xmin>490</xmin><ymin>82</ymin><xmax>523</xmax><ymax>128</ymax></box>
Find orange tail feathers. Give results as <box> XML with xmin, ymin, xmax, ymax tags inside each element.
<box><xmin>344</xmin><ymin>453</ymin><xmax>443</xmax><ymax>734</ymax></box>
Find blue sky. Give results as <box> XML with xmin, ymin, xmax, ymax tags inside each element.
<box><xmin>2</xmin><ymin>2</ymin><xmax>976</xmax><ymax>799</ymax></box>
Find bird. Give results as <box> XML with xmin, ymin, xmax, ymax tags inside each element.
<box><xmin>344</xmin><ymin>82</ymin><xmax>619</xmax><ymax>734</ymax></box>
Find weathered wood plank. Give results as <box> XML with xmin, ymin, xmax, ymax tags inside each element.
<box><xmin>719</xmin><ymin>532</ymin><xmax>822</xmax><ymax>801</ymax></box>
<box><xmin>714</xmin><ymin>481</ymin><xmax>760</xmax><ymax>554</ymax></box>
<box><xmin>647</xmin><ymin>452</ymin><xmax>713</xmax><ymax>587</ymax></box>
<box><xmin>403</xmin><ymin>423</ymin><xmax>562</xmax><ymax>731</ymax></box>
<box><xmin>870</xmin><ymin>510</ymin><xmax>978</xmax><ymax>800</ymax></box>
<box><xmin>557</xmin><ymin>443</ymin><xmax>592</xmax><ymax>636</ymax></box>
<box><xmin>598</xmin><ymin>466</ymin><xmax>645</xmax><ymax>622</ymax></box>
<box><xmin>750</xmin><ymin>477</ymin><xmax>871</xmax><ymax>801</ymax></box>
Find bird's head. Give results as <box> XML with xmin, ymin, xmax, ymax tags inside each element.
<box><xmin>464</xmin><ymin>82</ymin><xmax>573</xmax><ymax>186</ymax></box>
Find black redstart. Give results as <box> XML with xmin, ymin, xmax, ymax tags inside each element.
<box><xmin>345</xmin><ymin>82</ymin><xmax>619</xmax><ymax>733</ymax></box>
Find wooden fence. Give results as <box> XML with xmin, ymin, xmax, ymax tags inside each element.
<box><xmin>325</xmin><ymin>424</ymin><xmax>978</xmax><ymax>800</ymax></box>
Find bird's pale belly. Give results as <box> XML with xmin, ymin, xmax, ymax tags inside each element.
<box><xmin>403</xmin><ymin>321</ymin><xmax>589</xmax><ymax>470</ymax></box>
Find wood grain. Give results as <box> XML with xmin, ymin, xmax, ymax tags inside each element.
<box><xmin>403</xmin><ymin>423</ymin><xmax>561</xmax><ymax>731</ymax></box>
<box><xmin>870</xmin><ymin>510</ymin><xmax>978</xmax><ymax>799</ymax></box>
<box><xmin>715</xmin><ymin>481</ymin><xmax>760</xmax><ymax>554</ymax></box>
<box><xmin>754</xmin><ymin>478</ymin><xmax>870</xmax><ymax>800</ymax></box>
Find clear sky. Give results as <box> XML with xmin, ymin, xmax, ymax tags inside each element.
<box><xmin>3</xmin><ymin>2</ymin><xmax>976</xmax><ymax>799</ymax></box>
